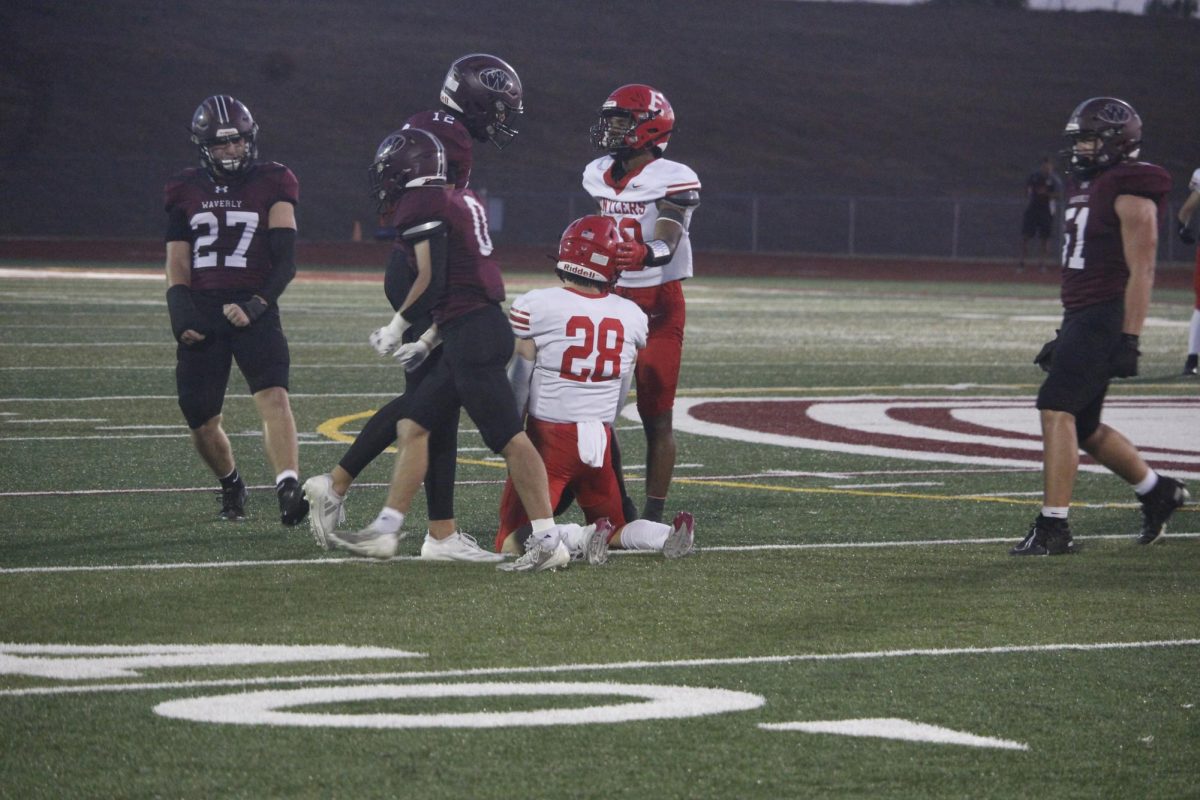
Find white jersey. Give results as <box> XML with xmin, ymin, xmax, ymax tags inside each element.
<box><xmin>582</xmin><ymin>156</ymin><xmax>701</xmax><ymax>289</ymax></box>
<box><xmin>1190</xmin><ymin>168</ymin><xmax>1200</xmax><ymax>193</ymax></box>
<box><xmin>509</xmin><ymin>286</ymin><xmax>648</xmax><ymax>424</ymax></box>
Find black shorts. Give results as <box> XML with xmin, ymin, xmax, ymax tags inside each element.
<box><xmin>1036</xmin><ymin>299</ymin><xmax>1121</xmax><ymax>434</ymax></box>
<box><xmin>1022</xmin><ymin>207</ymin><xmax>1053</xmax><ymax>240</ymax></box>
<box><xmin>405</xmin><ymin>304</ymin><xmax>522</xmax><ymax>454</ymax></box>
<box><xmin>176</xmin><ymin>296</ymin><xmax>290</xmax><ymax>429</ymax></box>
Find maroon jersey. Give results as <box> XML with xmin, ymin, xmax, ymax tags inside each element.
<box><xmin>390</xmin><ymin>187</ymin><xmax>504</xmax><ymax>325</ymax></box>
<box><xmin>1060</xmin><ymin>161</ymin><xmax>1171</xmax><ymax>310</ymax></box>
<box><xmin>402</xmin><ymin>110</ymin><xmax>473</xmax><ymax>189</ymax></box>
<box><xmin>163</xmin><ymin>162</ymin><xmax>299</xmax><ymax>294</ymax></box>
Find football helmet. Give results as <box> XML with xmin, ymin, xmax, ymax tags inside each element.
<box><xmin>590</xmin><ymin>84</ymin><xmax>675</xmax><ymax>155</ymax></box>
<box><xmin>439</xmin><ymin>54</ymin><xmax>524</xmax><ymax>149</ymax></box>
<box><xmin>1062</xmin><ymin>97</ymin><xmax>1142</xmax><ymax>179</ymax></box>
<box><xmin>190</xmin><ymin>95</ymin><xmax>259</xmax><ymax>179</ymax></box>
<box><xmin>368</xmin><ymin>128</ymin><xmax>447</xmax><ymax>213</ymax></box>
<box><xmin>556</xmin><ymin>215</ymin><xmax>622</xmax><ymax>286</ymax></box>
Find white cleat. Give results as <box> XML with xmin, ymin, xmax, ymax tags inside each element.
<box><xmin>330</xmin><ymin>524</ymin><xmax>403</xmax><ymax>560</ymax></box>
<box><xmin>580</xmin><ymin>518</ymin><xmax>613</xmax><ymax>566</ymax></box>
<box><xmin>497</xmin><ymin>540</ymin><xmax>570</xmax><ymax>573</ymax></box>
<box><xmin>303</xmin><ymin>474</ymin><xmax>346</xmax><ymax>550</ymax></box>
<box><xmin>662</xmin><ymin>511</ymin><xmax>696</xmax><ymax>559</ymax></box>
<box><xmin>420</xmin><ymin>531</ymin><xmax>504</xmax><ymax>562</ymax></box>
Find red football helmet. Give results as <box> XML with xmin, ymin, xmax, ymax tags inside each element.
<box><xmin>368</xmin><ymin>128</ymin><xmax>447</xmax><ymax>213</ymax></box>
<box><xmin>590</xmin><ymin>84</ymin><xmax>675</xmax><ymax>155</ymax></box>
<box><xmin>190</xmin><ymin>95</ymin><xmax>258</xmax><ymax>178</ymax></box>
<box><xmin>1062</xmin><ymin>97</ymin><xmax>1142</xmax><ymax>179</ymax></box>
<box><xmin>556</xmin><ymin>216</ymin><xmax>622</xmax><ymax>285</ymax></box>
<box><xmin>439</xmin><ymin>53</ymin><xmax>524</xmax><ymax>149</ymax></box>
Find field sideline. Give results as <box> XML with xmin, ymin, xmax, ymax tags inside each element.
<box><xmin>1</xmin><ymin>264</ymin><xmax>1197</xmax><ymax>799</ymax></box>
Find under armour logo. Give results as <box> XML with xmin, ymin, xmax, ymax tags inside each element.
<box><xmin>214</xmin><ymin>185</ymin><xmax>228</xmax><ymax>194</ymax></box>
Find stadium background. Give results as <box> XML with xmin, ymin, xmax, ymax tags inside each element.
<box><xmin>0</xmin><ymin>0</ymin><xmax>1198</xmax><ymax>264</ymax></box>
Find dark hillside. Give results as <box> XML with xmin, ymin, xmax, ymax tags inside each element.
<box><xmin>1</xmin><ymin>0</ymin><xmax>1197</xmax><ymax>242</ymax></box>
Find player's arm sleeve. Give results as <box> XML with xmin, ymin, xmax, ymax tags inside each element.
<box><xmin>398</xmin><ymin>220</ymin><xmax>448</xmax><ymax>323</ymax></box>
<box><xmin>165</xmin><ymin>206</ymin><xmax>190</xmax><ymax>242</ymax></box>
<box><xmin>508</xmin><ymin>335</ymin><xmax>536</xmax><ymax>418</ymax></box>
<box><xmin>643</xmin><ymin>189</ymin><xmax>701</xmax><ymax>266</ymax></box>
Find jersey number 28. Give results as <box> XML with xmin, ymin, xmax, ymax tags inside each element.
<box><xmin>560</xmin><ymin>316</ymin><xmax>625</xmax><ymax>382</ymax></box>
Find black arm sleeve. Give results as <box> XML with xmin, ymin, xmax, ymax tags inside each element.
<box><xmin>398</xmin><ymin>222</ymin><xmax>449</xmax><ymax>325</ymax></box>
<box><xmin>258</xmin><ymin>228</ymin><xmax>297</xmax><ymax>305</ymax></box>
<box><xmin>165</xmin><ymin>207</ymin><xmax>190</xmax><ymax>242</ymax></box>
<box><xmin>383</xmin><ymin>248</ymin><xmax>412</xmax><ymax>313</ymax></box>
<box><xmin>166</xmin><ymin>284</ymin><xmax>204</xmax><ymax>341</ymax></box>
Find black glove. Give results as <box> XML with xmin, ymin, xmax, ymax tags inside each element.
<box><xmin>236</xmin><ymin>296</ymin><xmax>269</xmax><ymax>324</ymax></box>
<box><xmin>1033</xmin><ymin>330</ymin><xmax>1059</xmax><ymax>373</ymax></box>
<box><xmin>1111</xmin><ymin>333</ymin><xmax>1140</xmax><ymax>378</ymax></box>
<box><xmin>1179</xmin><ymin>222</ymin><xmax>1197</xmax><ymax>245</ymax></box>
<box><xmin>166</xmin><ymin>284</ymin><xmax>205</xmax><ymax>343</ymax></box>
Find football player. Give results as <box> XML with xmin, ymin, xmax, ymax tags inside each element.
<box><xmin>303</xmin><ymin>54</ymin><xmax>524</xmax><ymax>560</ymax></box>
<box><xmin>497</xmin><ymin>216</ymin><xmax>696</xmax><ymax>563</ymax></box>
<box><xmin>1174</xmin><ymin>166</ymin><xmax>1199</xmax><ymax>376</ymax></box>
<box><xmin>1013</xmin><ymin>97</ymin><xmax>1190</xmax><ymax>556</ymax></box>
<box><xmin>328</xmin><ymin>129</ymin><xmax>570</xmax><ymax>572</ymax></box>
<box><xmin>582</xmin><ymin>84</ymin><xmax>701</xmax><ymax>524</ymax></box>
<box><xmin>164</xmin><ymin>95</ymin><xmax>309</xmax><ymax>525</ymax></box>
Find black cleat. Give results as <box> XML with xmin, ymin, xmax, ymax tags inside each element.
<box><xmin>1135</xmin><ymin>476</ymin><xmax>1189</xmax><ymax>545</ymax></box>
<box><xmin>1183</xmin><ymin>354</ymin><xmax>1198</xmax><ymax>377</ymax></box>
<box><xmin>1010</xmin><ymin>515</ymin><xmax>1078</xmax><ymax>556</ymax></box>
<box><xmin>218</xmin><ymin>477</ymin><xmax>247</xmax><ymax>522</ymax></box>
<box><xmin>277</xmin><ymin>477</ymin><xmax>310</xmax><ymax>526</ymax></box>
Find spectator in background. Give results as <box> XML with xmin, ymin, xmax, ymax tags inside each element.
<box><xmin>1019</xmin><ymin>156</ymin><xmax>1061</xmax><ymax>273</ymax></box>
<box><xmin>1175</xmin><ymin>166</ymin><xmax>1200</xmax><ymax>376</ymax></box>
<box><xmin>163</xmin><ymin>95</ymin><xmax>309</xmax><ymax>526</ymax></box>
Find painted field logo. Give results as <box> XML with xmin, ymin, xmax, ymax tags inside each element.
<box><xmin>665</xmin><ymin>395</ymin><xmax>1200</xmax><ymax>480</ymax></box>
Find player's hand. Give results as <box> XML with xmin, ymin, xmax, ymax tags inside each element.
<box><xmin>224</xmin><ymin>297</ymin><xmax>268</xmax><ymax>328</ymax></box>
<box><xmin>613</xmin><ymin>241</ymin><xmax>648</xmax><ymax>271</ymax></box>
<box><xmin>1179</xmin><ymin>222</ymin><xmax>1197</xmax><ymax>245</ymax></box>
<box><xmin>1110</xmin><ymin>334</ymin><xmax>1140</xmax><ymax>378</ymax></box>
<box><xmin>223</xmin><ymin>304</ymin><xmax>249</xmax><ymax>327</ymax></box>
<box><xmin>393</xmin><ymin>340</ymin><xmax>432</xmax><ymax>372</ymax></box>
<box><xmin>1033</xmin><ymin>331</ymin><xmax>1059</xmax><ymax>373</ymax></box>
<box><xmin>369</xmin><ymin>325</ymin><xmax>403</xmax><ymax>356</ymax></box>
<box><xmin>180</xmin><ymin>329</ymin><xmax>206</xmax><ymax>346</ymax></box>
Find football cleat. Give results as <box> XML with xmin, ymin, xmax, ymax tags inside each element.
<box><xmin>1010</xmin><ymin>515</ymin><xmax>1078</xmax><ymax>556</ymax></box>
<box><xmin>330</xmin><ymin>524</ymin><xmax>403</xmax><ymax>560</ymax></box>
<box><xmin>579</xmin><ymin>518</ymin><xmax>614</xmax><ymax>566</ymax></box>
<box><xmin>276</xmin><ymin>477</ymin><xmax>310</xmax><ymax>526</ymax></box>
<box><xmin>1183</xmin><ymin>355</ymin><xmax>1198</xmax><ymax>377</ymax></box>
<box><xmin>1135</xmin><ymin>476</ymin><xmax>1189</xmax><ymax>545</ymax></box>
<box><xmin>497</xmin><ymin>540</ymin><xmax>570</xmax><ymax>573</ymax></box>
<box><xmin>662</xmin><ymin>511</ymin><xmax>696</xmax><ymax>559</ymax></box>
<box><xmin>218</xmin><ymin>477</ymin><xmax>247</xmax><ymax>522</ymax></box>
<box><xmin>420</xmin><ymin>531</ymin><xmax>504</xmax><ymax>562</ymax></box>
<box><xmin>303</xmin><ymin>473</ymin><xmax>346</xmax><ymax>550</ymax></box>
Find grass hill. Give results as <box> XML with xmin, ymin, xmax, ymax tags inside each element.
<box><xmin>1</xmin><ymin>0</ymin><xmax>1197</xmax><ymax>243</ymax></box>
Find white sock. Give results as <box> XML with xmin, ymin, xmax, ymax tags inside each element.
<box><xmin>275</xmin><ymin>469</ymin><xmax>298</xmax><ymax>486</ymax></box>
<box><xmin>559</xmin><ymin>524</ymin><xmax>586</xmax><ymax>555</ymax></box>
<box><xmin>619</xmin><ymin>519</ymin><xmax>670</xmax><ymax>551</ymax></box>
<box><xmin>1189</xmin><ymin>308</ymin><xmax>1200</xmax><ymax>356</ymax></box>
<box><xmin>529</xmin><ymin>518</ymin><xmax>560</xmax><ymax>548</ymax></box>
<box><xmin>1040</xmin><ymin>506</ymin><xmax>1069</xmax><ymax>520</ymax></box>
<box><xmin>1133</xmin><ymin>471</ymin><xmax>1159</xmax><ymax>497</ymax></box>
<box><xmin>372</xmin><ymin>507</ymin><xmax>405</xmax><ymax>535</ymax></box>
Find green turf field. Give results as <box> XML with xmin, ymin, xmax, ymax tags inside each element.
<box><xmin>1</xmin><ymin>266</ymin><xmax>1197</xmax><ymax>799</ymax></box>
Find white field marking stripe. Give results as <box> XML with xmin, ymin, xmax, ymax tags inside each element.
<box><xmin>0</xmin><ymin>393</ymin><xmax>428</xmax><ymax>402</ymax></box>
<box><xmin>3</xmin><ymin>533</ymin><xmax>1197</xmax><ymax>575</ymax></box>
<box><xmin>830</xmin><ymin>482</ymin><xmax>943</xmax><ymax>489</ymax></box>
<box><xmin>0</xmin><ymin>365</ymin><xmax>401</xmax><ymax>371</ymax></box>
<box><xmin>0</xmin><ymin>268</ymin><xmax>161</xmax><ymax>281</ymax></box>
<box><xmin>5</xmin><ymin>418</ymin><xmax>106</xmax><ymax>424</ymax></box>
<box><xmin>2</xmin><ymin>639</ymin><xmax>1197</xmax><ymax>699</ymax></box>
<box><xmin>0</xmin><ymin>342</ymin><xmax>407</xmax><ymax>348</ymax></box>
<box><xmin>0</xmin><ymin>479</ymin><xmax>507</xmax><ymax>498</ymax></box>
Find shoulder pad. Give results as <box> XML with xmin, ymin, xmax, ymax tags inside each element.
<box><xmin>663</xmin><ymin>189</ymin><xmax>701</xmax><ymax>207</ymax></box>
<box><xmin>401</xmin><ymin>219</ymin><xmax>448</xmax><ymax>241</ymax></box>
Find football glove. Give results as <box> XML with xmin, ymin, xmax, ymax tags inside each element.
<box><xmin>1179</xmin><ymin>222</ymin><xmax>1197</xmax><ymax>245</ymax></box>
<box><xmin>369</xmin><ymin>313</ymin><xmax>410</xmax><ymax>356</ymax></box>
<box><xmin>1033</xmin><ymin>330</ymin><xmax>1059</xmax><ymax>373</ymax></box>
<box><xmin>1110</xmin><ymin>333</ymin><xmax>1140</xmax><ymax>378</ymax></box>
<box><xmin>394</xmin><ymin>339</ymin><xmax>433</xmax><ymax>372</ymax></box>
<box><xmin>613</xmin><ymin>241</ymin><xmax>648</xmax><ymax>271</ymax></box>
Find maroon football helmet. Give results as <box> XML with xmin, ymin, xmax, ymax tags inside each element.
<box><xmin>190</xmin><ymin>95</ymin><xmax>259</xmax><ymax>179</ymax></box>
<box><xmin>368</xmin><ymin>128</ymin><xmax>447</xmax><ymax>213</ymax></box>
<box><xmin>590</xmin><ymin>84</ymin><xmax>675</xmax><ymax>155</ymax></box>
<box><xmin>439</xmin><ymin>54</ymin><xmax>524</xmax><ymax>149</ymax></box>
<box><xmin>556</xmin><ymin>216</ymin><xmax>622</xmax><ymax>286</ymax></box>
<box><xmin>1062</xmin><ymin>97</ymin><xmax>1143</xmax><ymax>179</ymax></box>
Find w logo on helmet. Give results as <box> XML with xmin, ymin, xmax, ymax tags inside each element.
<box><xmin>1097</xmin><ymin>102</ymin><xmax>1132</xmax><ymax>125</ymax></box>
<box><xmin>478</xmin><ymin>68</ymin><xmax>513</xmax><ymax>92</ymax></box>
